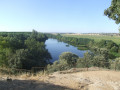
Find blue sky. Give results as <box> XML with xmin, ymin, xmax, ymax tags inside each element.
<box><xmin>0</xmin><ymin>0</ymin><xmax>119</xmax><ymax>33</ymax></box>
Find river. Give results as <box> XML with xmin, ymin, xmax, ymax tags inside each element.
<box><xmin>45</xmin><ymin>38</ymin><xmax>88</xmax><ymax>62</ymax></box>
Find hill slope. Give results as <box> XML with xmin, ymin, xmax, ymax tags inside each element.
<box><xmin>0</xmin><ymin>70</ymin><xmax>120</xmax><ymax>90</ymax></box>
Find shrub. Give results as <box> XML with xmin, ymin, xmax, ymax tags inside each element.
<box><xmin>47</xmin><ymin>60</ymin><xmax>70</xmax><ymax>73</ymax></box>
<box><xmin>59</xmin><ymin>52</ymin><xmax>79</xmax><ymax>67</ymax></box>
<box><xmin>110</xmin><ymin>58</ymin><xmax>120</xmax><ymax>70</ymax></box>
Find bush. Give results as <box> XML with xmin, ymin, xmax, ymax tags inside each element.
<box><xmin>110</xmin><ymin>58</ymin><xmax>120</xmax><ymax>70</ymax></box>
<box><xmin>47</xmin><ymin>60</ymin><xmax>70</xmax><ymax>73</ymax></box>
<box><xmin>76</xmin><ymin>58</ymin><xmax>85</xmax><ymax>68</ymax></box>
<box><xmin>59</xmin><ymin>52</ymin><xmax>79</xmax><ymax>67</ymax></box>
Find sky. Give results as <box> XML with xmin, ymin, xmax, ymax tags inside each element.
<box><xmin>0</xmin><ymin>0</ymin><xmax>119</xmax><ymax>33</ymax></box>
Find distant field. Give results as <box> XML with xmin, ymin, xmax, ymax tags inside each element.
<box><xmin>62</xmin><ymin>34</ymin><xmax>120</xmax><ymax>44</ymax></box>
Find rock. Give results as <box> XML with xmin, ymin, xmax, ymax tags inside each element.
<box><xmin>6</xmin><ymin>77</ymin><xmax>12</xmax><ymax>82</ymax></box>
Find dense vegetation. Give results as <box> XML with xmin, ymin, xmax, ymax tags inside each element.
<box><xmin>47</xmin><ymin>49</ymin><xmax>120</xmax><ymax>73</ymax></box>
<box><xmin>0</xmin><ymin>30</ymin><xmax>51</xmax><ymax>70</ymax></box>
<box><xmin>89</xmin><ymin>39</ymin><xmax>120</xmax><ymax>58</ymax></box>
<box><xmin>62</xmin><ymin>34</ymin><xmax>120</xmax><ymax>44</ymax></box>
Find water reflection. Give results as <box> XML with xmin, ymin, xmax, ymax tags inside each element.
<box><xmin>45</xmin><ymin>39</ymin><xmax>87</xmax><ymax>62</ymax></box>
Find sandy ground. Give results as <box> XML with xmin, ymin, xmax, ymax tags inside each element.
<box><xmin>0</xmin><ymin>69</ymin><xmax>120</xmax><ymax>90</ymax></box>
<box><xmin>39</xmin><ymin>69</ymin><xmax>120</xmax><ymax>90</ymax></box>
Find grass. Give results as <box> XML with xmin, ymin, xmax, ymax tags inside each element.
<box><xmin>62</xmin><ymin>34</ymin><xmax>120</xmax><ymax>44</ymax></box>
<box><xmin>77</xmin><ymin>45</ymin><xmax>89</xmax><ymax>50</ymax></box>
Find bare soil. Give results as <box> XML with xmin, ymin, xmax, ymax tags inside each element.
<box><xmin>0</xmin><ymin>68</ymin><xmax>120</xmax><ymax>90</ymax></box>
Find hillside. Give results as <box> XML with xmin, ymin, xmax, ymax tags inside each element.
<box><xmin>0</xmin><ymin>69</ymin><xmax>120</xmax><ymax>90</ymax></box>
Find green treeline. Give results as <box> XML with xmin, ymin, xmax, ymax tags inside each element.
<box><xmin>0</xmin><ymin>30</ymin><xmax>51</xmax><ymax>70</ymax></box>
<box><xmin>47</xmin><ymin>50</ymin><xmax>120</xmax><ymax>73</ymax></box>
<box><xmin>46</xmin><ymin>34</ymin><xmax>93</xmax><ymax>50</ymax></box>
<box><xmin>89</xmin><ymin>40</ymin><xmax>120</xmax><ymax>58</ymax></box>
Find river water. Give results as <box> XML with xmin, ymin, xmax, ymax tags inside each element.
<box><xmin>45</xmin><ymin>38</ymin><xmax>88</xmax><ymax>62</ymax></box>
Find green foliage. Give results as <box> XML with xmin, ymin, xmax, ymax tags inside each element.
<box><xmin>0</xmin><ymin>30</ymin><xmax>51</xmax><ymax>70</ymax></box>
<box><xmin>104</xmin><ymin>0</ymin><xmax>120</xmax><ymax>24</ymax></box>
<box><xmin>59</xmin><ymin>52</ymin><xmax>79</xmax><ymax>67</ymax></box>
<box><xmin>97</xmin><ymin>40</ymin><xmax>106</xmax><ymax>47</ymax></box>
<box><xmin>0</xmin><ymin>48</ymin><xmax>11</xmax><ymax>67</ymax></box>
<box><xmin>82</xmin><ymin>52</ymin><xmax>93</xmax><ymax>68</ymax></box>
<box><xmin>62</xmin><ymin>34</ymin><xmax>120</xmax><ymax>45</ymax></box>
<box><xmin>97</xmin><ymin>40</ymin><xmax>119</xmax><ymax>51</ymax></box>
<box><xmin>93</xmin><ymin>55</ymin><xmax>107</xmax><ymax>67</ymax></box>
<box><xmin>76</xmin><ymin>58</ymin><xmax>84</xmax><ymax>68</ymax></box>
<box><xmin>115</xmin><ymin>58</ymin><xmax>120</xmax><ymax>70</ymax></box>
<box><xmin>92</xmin><ymin>48</ymin><xmax>110</xmax><ymax>68</ymax></box>
<box><xmin>90</xmin><ymin>40</ymin><xmax>119</xmax><ymax>59</ymax></box>
<box><xmin>47</xmin><ymin>60</ymin><xmax>69</xmax><ymax>73</ymax></box>
<box><xmin>110</xmin><ymin>46</ymin><xmax>119</xmax><ymax>52</ymax></box>
<box><xmin>77</xmin><ymin>48</ymin><xmax>110</xmax><ymax>68</ymax></box>
<box><xmin>110</xmin><ymin>58</ymin><xmax>120</xmax><ymax>70</ymax></box>
<box><xmin>8</xmin><ymin>49</ymin><xmax>28</xmax><ymax>69</ymax></box>
<box><xmin>76</xmin><ymin>52</ymin><xmax>93</xmax><ymax>68</ymax></box>
<box><xmin>77</xmin><ymin>45</ymin><xmax>88</xmax><ymax>50</ymax></box>
<box><xmin>47</xmin><ymin>52</ymin><xmax>79</xmax><ymax>73</ymax></box>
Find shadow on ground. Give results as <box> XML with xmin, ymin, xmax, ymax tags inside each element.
<box><xmin>0</xmin><ymin>79</ymin><xmax>73</xmax><ymax>90</ymax></box>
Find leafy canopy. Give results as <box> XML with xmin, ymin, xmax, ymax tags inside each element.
<box><xmin>104</xmin><ymin>0</ymin><xmax>120</xmax><ymax>24</ymax></box>
<box><xmin>59</xmin><ymin>52</ymin><xmax>79</xmax><ymax>67</ymax></box>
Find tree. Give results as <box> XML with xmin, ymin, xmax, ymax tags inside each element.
<box><xmin>59</xmin><ymin>52</ymin><xmax>79</xmax><ymax>67</ymax></box>
<box><xmin>0</xmin><ymin>31</ymin><xmax>51</xmax><ymax>70</ymax></box>
<box><xmin>47</xmin><ymin>52</ymin><xmax>78</xmax><ymax>73</ymax></box>
<box><xmin>82</xmin><ymin>52</ymin><xmax>93</xmax><ymax>68</ymax></box>
<box><xmin>104</xmin><ymin>0</ymin><xmax>120</xmax><ymax>24</ymax></box>
<box><xmin>92</xmin><ymin>48</ymin><xmax>110</xmax><ymax>68</ymax></box>
<box><xmin>8</xmin><ymin>49</ymin><xmax>28</xmax><ymax>69</ymax></box>
<box><xmin>93</xmin><ymin>55</ymin><xmax>107</xmax><ymax>67</ymax></box>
